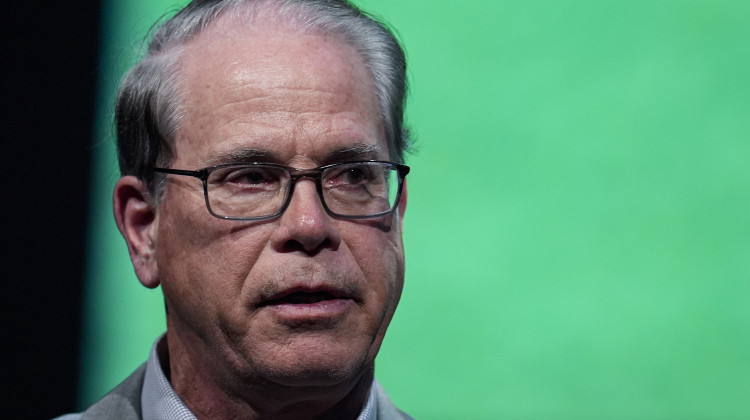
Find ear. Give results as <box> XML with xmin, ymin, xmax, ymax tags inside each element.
<box><xmin>113</xmin><ymin>176</ymin><xmax>160</xmax><ymax>289</ymax></box>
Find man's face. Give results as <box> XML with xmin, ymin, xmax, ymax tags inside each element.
<box><xmin>151</xmin><ymin>19</ymin><xmax>405</xmax><ymax>387</ymax></box>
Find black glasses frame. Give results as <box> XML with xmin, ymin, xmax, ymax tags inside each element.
<box><xmin>152</xmin><ymin>160</ymin><xmax>410</xmax><ymax>221</ymax></box>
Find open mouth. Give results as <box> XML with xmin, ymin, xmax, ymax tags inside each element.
<box><xmin>271</xmin><ymin>291</ymin><xmax>339</xmax><ymax>305</ymax></box>
<box><xmin>259</xmin><ymin>288</ymin><xmax>354</xmax><ymax>321</ymax></box>
<box><xmin>259</xmin><ymin>287</ymin><xmax>351</xmax><ymax>307</ymax></box>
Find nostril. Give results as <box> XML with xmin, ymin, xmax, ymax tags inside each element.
<box><xmin>281</xmin><ymin>237</ymin><xmax>332</xmax><ymax>255</ymax></box>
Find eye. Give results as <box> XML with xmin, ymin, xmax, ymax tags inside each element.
<box><xmin>209</xmin><ymin>166</ymin><xmax>284</xmax><ymax>190</ymax></box>
<box><xmin>228</xmin><ymin>169</ymin><xmax>268</xmax><ymax>185</ymax></box>
<box><xmin>323</xmin><ymin>163</ymin><xmax>387</xmax><ymax>192</ymax></box>
<box><xmin>340</xmin><ymin>166</ymin><xmax>368</xmax><ymax>185</ymax></box>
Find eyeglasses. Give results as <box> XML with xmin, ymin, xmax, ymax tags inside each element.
<box><xmin>152</xmin><ymin>161</ymin><xmax>410</xmax><ymax>221</ymax></box>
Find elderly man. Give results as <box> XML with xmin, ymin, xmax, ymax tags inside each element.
<box><xmin>57</xmin><ymin>0</ymin><xmax>411</xmax><ymax>419</ymax></box>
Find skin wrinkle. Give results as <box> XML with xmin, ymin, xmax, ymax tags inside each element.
<box><xmin>207</xmin><ymin>87</ymin><xmax>346</xmax><ymax>116</ymax></box>
<box><xmin>130</xmin><ymin>13</ymin><xmax>405</xmax><ymax>419</ymax></box>
<box><xmin>180</xmin><ymin>27</ymin><xmax>371</xmax><ymax>148</ymax></box>
<box><xmin>109</xmin><ymin>1</ymin><xmax>410</xmax><ymax>417</ymax></box>
<box><xmin>180</xmin><ymin>92</ymin><xmax>374</xmax><ymax>168</ymax></box>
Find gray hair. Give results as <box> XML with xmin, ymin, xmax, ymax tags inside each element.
<box><xmin>115</xmin><ymin>0</ymin><xmax>409</xmax><ymax>195</ymax></box>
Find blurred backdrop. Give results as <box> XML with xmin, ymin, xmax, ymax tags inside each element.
<box><xmin>6</xmin><ymin>0</ymin><xmax>749</xmax><ymax>419</ymax></box>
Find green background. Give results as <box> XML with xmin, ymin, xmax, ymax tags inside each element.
<box><xmin>82</xmin><ymin>0</ymin><xmax>750</xmax><ymax>418</ymax></box>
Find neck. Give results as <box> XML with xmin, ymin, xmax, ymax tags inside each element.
<box><xmin>162</xmin><ymin>329</ymin><xmax>375</xmax><ymax>420</ymax></box>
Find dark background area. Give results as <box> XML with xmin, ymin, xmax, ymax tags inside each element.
<box><xmin>2</xmin><ymin>1</ymin><xmax>102</xmax><ymax>418</ymax></box>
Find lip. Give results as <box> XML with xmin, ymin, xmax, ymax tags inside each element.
<box><xmin>258</xmin><ymin>286</ymin><xmax>357</xmax><ymax>322</ymax></box>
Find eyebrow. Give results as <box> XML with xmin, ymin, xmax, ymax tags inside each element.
<box><xmin>205</xmin><ymin>142</ymin><xmax>386</xmax><ymax>167</ymax></box>
<box><xmin>322</xmin><ymin>143</ymin><xmax>386</xmax><ymax>164</ymax></box>
<box><xmin>205</xmin><ymin>148</ymin><xmax>280</xmax><ymax>166</ymax></box>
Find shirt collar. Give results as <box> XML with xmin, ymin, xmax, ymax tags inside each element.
<box><xmin>141</xmin><ymin>335</ymin><xmax>377</xmax><ymax>420</ymax></box>
<box><xmin>141</xmin><ymin>335</ymin><xmax>197</xmax><ymax>420</ymax></box>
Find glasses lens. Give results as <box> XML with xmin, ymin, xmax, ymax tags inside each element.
<box><xmin>322</xmin><ymin>162</ymin><xmax>401</xmax><ymax>217</ymax></box>
<box><xmin>206</xmin><ymin>165</ymin><xmax>290</xmax><ymax>219</ymax></box>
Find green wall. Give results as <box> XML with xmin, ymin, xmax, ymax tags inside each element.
<box><xmin>83</xmin><ymin>1</ymin><xmax>750</xmax><ymax>418</ymax></box>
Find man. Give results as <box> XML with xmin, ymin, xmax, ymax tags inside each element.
<box><xmin>57</xmin><ymin>0</ymin><xmax>411</xmax><ymax>419</ymax></box>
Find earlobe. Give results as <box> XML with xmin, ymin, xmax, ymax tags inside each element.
<box><xmin>113</xmin><ymin>176</ymin><xmax>160</xmax><ymax>288</ymax></box>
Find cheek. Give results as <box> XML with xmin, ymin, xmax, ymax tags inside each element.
<box><xmin>340</xmin><ymin>223</ymin><xmax>404</xmax><ymax>364</ymax></box>
<box><xmin>341</xmin><ymin>221</ymin><xmax>405</xmax><ymax>310</ymax></box>
<box><xmin>155</xmin><ymin>191</ymin><xmax>273</xmax><ymax>318</ymax></box>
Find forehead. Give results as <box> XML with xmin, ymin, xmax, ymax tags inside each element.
<box><xmin>173</xmin><ymin>14</ymin><xmax>385</xmax><ymax>167</ymax></box>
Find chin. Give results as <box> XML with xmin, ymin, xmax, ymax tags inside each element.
<box><xmin>263</xmin><ymin>361</ymin><xmax>369</xmax><ymax>388</ymax></box>
<box><xmin>251</xmin><ymin>339</ymin><xmax>375</xmax><ymax>388</ymax></box>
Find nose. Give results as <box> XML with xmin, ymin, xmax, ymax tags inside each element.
<box><xmin>270</xmin><ymin>178</ymin><xmax>341</xmax><ymax>254</ymax></box>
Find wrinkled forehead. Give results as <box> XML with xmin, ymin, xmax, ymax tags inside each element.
<box><xmin>172</xmin><ymin>11</ymin><xmax>386</xmax><ymax>166</ymax></box>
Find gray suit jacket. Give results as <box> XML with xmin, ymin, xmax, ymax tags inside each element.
<box><xmin>77</xmin><ymin>365</ymin><xmax>413</xmax><ymax>419</ymax></box>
